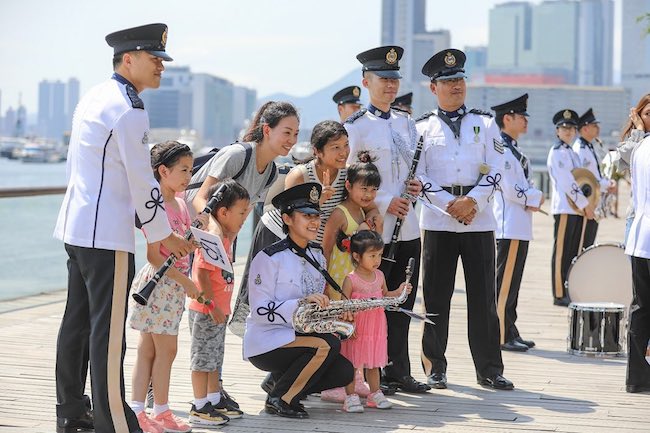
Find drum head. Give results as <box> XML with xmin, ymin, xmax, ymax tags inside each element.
<box><xmin>567</xmin><ymin>243</ymin><xmax>633</xmax><ymax>307</ymax></box>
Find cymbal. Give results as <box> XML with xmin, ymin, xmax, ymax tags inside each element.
<box><xmin>567</xmin><ymin>168</ymin><xmax>600</xmax><ymax>215</ymax></box>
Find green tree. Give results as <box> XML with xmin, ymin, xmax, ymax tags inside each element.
<box><xmin>637</xmin><ymin>13</ymin><xmax>650</xmax><ymax>35</ymax></box>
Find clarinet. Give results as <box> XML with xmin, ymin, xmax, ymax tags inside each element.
<box><xmin>132</xmin><ymin>184</ymin><xmax>226</xmax><ymax>306</ymax></box>
<box><xmin>383</xmin><ymin>135</ymin><xmax>424</xmax><ymax>265</ymax></box>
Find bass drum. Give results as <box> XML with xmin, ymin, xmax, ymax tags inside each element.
<box><xmin>566</xmin><ymin>243</ymin><xmax>633</xmax><ymax>307</ymax></box>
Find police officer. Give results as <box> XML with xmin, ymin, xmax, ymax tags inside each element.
<box><xmin>547</xmin><ymin>109</ymin><xmax>594</xmax><ymax>306</ymax></box>
<box><xmin>391</xmin><ymin>92</ymin><xmax>413</xmax><ymax>114</ymax></box>
<box><xmin>490</xmin><ymin>94</ymin><xmax>544</xmax><ymax>352</ymax></box>
<box><xmin>53</xmin><ymin>24</ymin><xmax>193</xmax><ymax>433</ymax></box>
<box><xmin>243</xmin><ymin>183</ymin><xmax>354</xmax><ymax>418</ymax></box>
<box><xmin>332</xmin><ymin>86</ymin><xmax>363</xmax><ymax>122</ymax></box>
<box><xmin>573</xmin><ymin>108</ymin><xmax>616</xmax><ymax>249</ymax></box>
<box><xmin>344</xmin><ymin>46</ymin><xmax>429</xmax><ymax>393</ymax></box>
<box><xmin>416</xmin><ymin>48</ymin><xmax>513</xmax><ymax>390</ymax></box>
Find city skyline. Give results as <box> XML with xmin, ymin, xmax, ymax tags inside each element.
<box><xmin>0</xmin><ymin>0</ymin><xmax>624</xmax><ymax>115</ymax></box>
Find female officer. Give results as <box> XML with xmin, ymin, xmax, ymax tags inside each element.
<box><xmin>243</xmin><ymin>182</ymin><xmax>354</xmax><ymax>418</ymax></box>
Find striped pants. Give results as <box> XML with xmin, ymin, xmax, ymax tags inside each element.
<box><xmin>56</xmin><ymin>245</ymin><xmax>139</xmax><ymax>433</ymax></box>
<box><xmin>496</xmin><ymin>239</ymin><xmax>529</xmax><ymax>344</ymax></box>
<box><xmin>551</xmin><ymin>214</ymin><xmax>583</xmax><ymax>301</ymax></box>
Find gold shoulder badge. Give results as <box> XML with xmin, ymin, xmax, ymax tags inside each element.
<box><xmin>161</xmin><ymin>28</ymin><xmax>168</xmax><ymax>47</ymax></box>
<box><xmin>444</xmin><ymin>52</ymin><xmax>456</xmax><ymax>67</ymax></box>
<box><xmin>352</xmin><ymin>87</ymin><xmax>360</xmax><ymax>97</ymax></box>
<box><xmin>563</xmin><ymin>110</ymin><xmax>571</xmax><ymax>120</ymax></box>
<box><xmin>309</xmin><ymin>186</ymin><xmax>320</xmax><ymax>203</ymax></box>
<box><xmin>255</xmin><ymin>274</ymin><xmax>262</xmax><ymax>285</ymax></box>
<box><xmin>386</xmin><ymin>48</ymin><xmax>398</xmax><ymax>65</ymax></box>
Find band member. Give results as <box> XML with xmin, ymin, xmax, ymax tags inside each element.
<box><xmin>490</xmin><ymin>94</ymin><xmax>544</xmax><ymax>352</ymax></box>
<box><xmin>547</xmin><ymin>109</ymin><xmax>594</xmax><ymax>306</ymax></box>
<box><xmin>622</xmin><ymin>127</ymin><xmax>650</xmax><ymax>394</ymax></box>
<box><xmin>416</xmin><ymin>48</ymin><xmax>512</xmax><ymax>390</ymax></box>
<box><xmin>344</xmin><ymin>45</ymin><xmax>429</xmax><ymax>394</ymax></box>
<box><xmin>391</xmin><ymin>92</ymin><xmax>413</xmax><ymax>114</ymax></box>
<box><xmin>243</xmin><ymin>183</ymin><xmax>354</xmax><ymax>418</ymax></box>
<box><xmin>53</xmin><ymin>24</ymin><xmax>193</xmax><ymax>433</ymax></box>
<box><xmin>332</xmin><ymin>86</ymin><xmax>363</xmax><ymax>122</ymax></box>
<box><xmin>573</xmin><ymin>108</ymin><xmax>616</xmax><ymax>249</ymax></box>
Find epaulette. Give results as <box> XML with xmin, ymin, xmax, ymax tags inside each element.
<box><xmin>552</xmin><ymin>142</ymin><xmax>563</xmax><ymax>150</ymax></box>
<box><xmin>344</xmin><ymin>108</ymin><xmax>368</xmax><ymax>124</ymax></box>
<box><xmin>579</xmin><ymin>137</ymin><xmax>589</xmax><ymax>148</ymax></box>
<box><xmin>307</xmin><ymin>241</ymin><xmax>323</xmax><ymax>251</ymax></box>
<box><xmin>391</xmin><ymin>106</ymin><xmax>409</xmax><ymax>115</ymax></box>
<box><xmin>469</xmin><ymin>108</ymin><xmax>493</xmax><ymax>117</ymax></box>
<box><xmin>415</xmin><ymin>111</ymin><xmax>436</xmax><ymax>122</ymax></box>
<box><xmin>126</xmin><ymin>85</ymin><xmax>144</xmax><ymax>110</ymax></box>
<box><xmin>263</xmin><ymin>238</ymin><xmax>290</xmax><ymax>256</ymax></box>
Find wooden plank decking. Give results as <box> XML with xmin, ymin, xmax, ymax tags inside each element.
<box><xmin>1</xmin><ymin>186</ymin><xmax>647</xmax><ymax>432</ymax></box>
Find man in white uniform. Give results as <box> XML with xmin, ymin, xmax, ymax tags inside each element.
<box><xmin>491</xmin><ymin>94</ymin><xmax>544</xmax><ymax>352</ymax></box>
<box><xmin>53</xmin><ymin>23</ymin><xmax>193</xmax><ymax>433</ymax></box>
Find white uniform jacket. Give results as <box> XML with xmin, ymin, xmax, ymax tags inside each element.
<box><xmin>625</xmin><ymin>138</ymin><xmax>650</xmax><ymax>259</ymax></box>
<box><xmin>493</xmin><ymin>133</ymin><xmax>543</xmax><ymax>241</ymax></box>
<box><xmin>547</xmin><ymin>140</ymin><xmax>589</xmax><ymax>215</ymax></box>
<box><xmin>243</xmin><ymin>239</ymin><xmax>327</xmax><ymax>360</ymax></box>
<box><xmin>54</xmin><ymin>75</ymin><xmax>172</xmax><ymax>253</ymax></box>
<box><xmin>415</xmin><ymin>109</ymin><xmax>504</xmax><ymax>233</ymax></box>
<box><xmin>573</xmin><ymin>137</ymin><xmax>610</xmax><ymax>193</ymax></box>
<box><xmin>344</xmin><ymin>106</ymin><xmax>420</xmax><ymax>243</ymax></box>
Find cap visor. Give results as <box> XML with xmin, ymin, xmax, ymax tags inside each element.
<box><xmin>294</xmin><ymin>207</ymin><xmax>320</xmax><ymax>215</ymax></box>
<box><xmin>522</xmin><ymin>111</ymin><xmax>530</xmax><ymax>117</ymax></box>
<box><xmin>147</xmin><ymin>50</ymin><xmax>173</xmax><ymax>61</ymax></box>
<box><xmin>373</xmin><ymin>70</ymin><xmax>402</xmax><ymax>79</ymax></box>
<box><xmin>436</xmin><ymin>71</ymin><xmax>467</xmax><ymax>81</ymax></box>
<box><xmin>556</xmin><ymin>121</ymin><xmax>577</xmax><ymax>127</ymax></box>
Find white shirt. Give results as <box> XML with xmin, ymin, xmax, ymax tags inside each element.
<box><xmin>573</xmin><ymin>136</ymin><xmax>610</xmax><ymax>193</ymax></box>
<box><xmin>493</xmin><ymin>133</ymin><xmax>543</xmax><ymax>240</ymax></box>
<box><xmin>415</xmin><ymin>109</ymin><xmax>504</xmax><ymax>233</ymax></box>
<box><xmin>54</xmin><ymin>75</ymin><xmax>171</xmax><ymax>253</ymax></box>
<box><xmin>243</xmin><ymin>239</ymin><xmax>327</xmax><ymax>359</ymax></box>
<box><xmin>625</xmin><ymin>137</ymin><xmax>650</xmax><ymax>259</ymax></box>
<box><xmin>547</xmin><ymin>140</ymin><xmax>589</xmax><ymax>215</ymax></box>
<box><xmin>344</xmin><ymin>107</ymin><xmax>421</xmax><ymax>243</ymax></box>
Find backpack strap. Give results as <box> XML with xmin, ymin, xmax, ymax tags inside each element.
<box><xmin>233</xmin><ymin>142</ymin><xmax>253</xmax><ymax>180</ymax></box>
<box><xmin>265</xmin><ymin>161</ymin><xmax>278</xmax><ymax>188</ymax></box>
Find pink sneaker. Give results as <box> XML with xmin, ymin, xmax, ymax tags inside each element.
<box><xmin>153</xmin><ymin>409</ymin><xmax>192</xmax><ymax>433</ymax></box>
<box><xmin>136</xmin><ymin>411</ymin><xmax>164</xmax><ymax>433</ymax></box>
<box><xmin>320</xmin><ymin>387</ymin><xmax>347</xmax><ymax>403</ymax></box>
<box><xmin>354</xmin><ymin>370</ymin><xmax>371</xmax><ymax>397</ymax></box>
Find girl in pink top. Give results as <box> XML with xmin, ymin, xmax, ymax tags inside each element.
<box><xmin>340</xmin><ymin>230</ymin><xmax>412</xmax><ymax>413</ymax></box>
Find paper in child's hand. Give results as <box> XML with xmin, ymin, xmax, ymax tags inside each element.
<box><xmin>190</xmin><ymin>227</ymin><xmax>233</xmax><ymax>273</ymax></box>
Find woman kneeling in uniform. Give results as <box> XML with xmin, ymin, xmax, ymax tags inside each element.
<box><xmin>243</xmin><ymin>182</ymin><xmax>355</xmax><ymax>418</ymax></box>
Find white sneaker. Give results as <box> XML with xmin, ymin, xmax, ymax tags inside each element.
<box><xmin>366</xmin><ymin>390</ymin><xmax>392</xmax><ymax>409</ymax></box>
<box><xmin>342</xmin><ymin>394</ymin><xmax>364</xmax><ymax>413</ymax></box>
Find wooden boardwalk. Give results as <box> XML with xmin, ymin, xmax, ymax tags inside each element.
<box><xmin>1</xmin><ymin>186</ymin><xmax>648</xmax><ymax>432</ymax></box>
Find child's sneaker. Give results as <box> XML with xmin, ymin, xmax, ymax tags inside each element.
<box><xmin>342</xmin><ymin>394</ymin><xmax>364</xmax><ymax>413</ymax></box>
<box><xmin>221</xmin><ymin>388</ymin><xmax>240</xmax><ymax>409</ymax></box>
<box><xmin>136</xmin><ymin>411</ymin><xmax>164</xmax><ymax>433</ymax></box>
<box><xmin>354</xmin><ymin>370</ymin><xmax>371</xmax><ymax>397</ymax></box>
<box><xmin>366</xmin><ymin>390</ymin><xmax>392</xmax><ymax>409</ymax></box>
<box><xmin>320</xmin><ymin>387</ymin><xmax>346</xmax><ymax>403</ymax></box>
<box><xmin>189</xmin><ymin>403</ymin><xmax>230</xmax><ymax>427</ymax></box>
<box><xmin>152</xmin><ymin>410</ymin><xmax>192</xmax><ymax>433</ymax></box>
<box><xmin>213</xmin><ymin>394</ymin><xmax>244</xmax><ymax>419</ymax></box>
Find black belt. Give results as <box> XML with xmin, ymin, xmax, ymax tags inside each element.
<box><xmin>442</xmin><ymin>185</ymin><xmax>473</xmax><ymax>196</ymax></box>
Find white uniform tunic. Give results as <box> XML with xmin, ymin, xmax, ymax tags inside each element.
<box><xmin>344</xmin><ymin>107</ymin><xmax>420</xmax><ymax>243</ymax></box>
<box><xmin>415</xmin><ymin>109</ymin><xmax>504</xmax><ymax>233</ymax></box>
<box><xmin>573</xmin><ymin>136</ymin><xmax>610</xmax><ymax>193</ymax></box>
<box><xmin>625</xmin><ymin>138</ymin><xmax>650</xmax><ymax>259</ymax></box>
<box><xmin>243</xmin><ymin>240</ymin><xmax>327</xmax><ymax>360</ymax></box>
<box><xmin>493</xmin><ymin>134</ymin><xmax>543</xmax><ymax>240</ymax></box>
<box><xmin>547</xmin><ymin>140</ymin><xmax>589</xmax><ymax>215</ymax></box>
<box><xmin>54</xmin><ymin>75</ymin><xmax>171</xmax><ymax>253</ymax></box>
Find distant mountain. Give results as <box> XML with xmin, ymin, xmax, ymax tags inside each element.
<box><xmin>258</xmin><ymin>69</ymin><xmax>367</xmax><ymax>133</ymax></box>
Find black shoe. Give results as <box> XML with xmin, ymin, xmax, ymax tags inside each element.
<box><xmin>390</xmin><ymin>375</ymin><xmax>431</xmax><ymax>393</ymax></box>
<box><xmin>626</xmin><ymin>384</ymin><xmax>650</xmax><ymax>393</ymax></box>
<box><xmin>290</xmin><ymin>401</ymin><xmax>308</xmax><ymax>416</ymax></box>
<box><xmin>501</xmin><ymin>340</ymin><xmax>529</xmax><ymax>352</ymax></box>
<box><xmin>514</xmin><ymin>336</ymin><xmax>536</xmax><ymax>348</ymax></box>
<box><xmin>56</xmin><ymin>413</ymin><xmax>94</xmax><ymax>433</ymax></box>
<box><xmin>379</xmin><ymin>381</ymin><xmax>398</xmax><ymax>395</ymax></box>
<box><xmin>221</xmin><ymin>388</ymin><xmax>240</xmax><ymax>409</ymax></box>
<box><xmin>553</xmin><ymin>297</ymin><xmax>571</xmax><ymax>307</ymax></box>
<box><xmin>261</xmin><ymin>372</ymin><xmax>276</xmax><ymax>394</ymax></box>
<box><xmin>265</xmin><ymin>396</ymin><xmax>308</xmax><ymax>419</ymax></box>
<box><xmin>477</xmin><ymin>374</ymin><xmax>514</xmax><ymax>390</ymax></box>
<box><xmin>426</xmin><ymin>372</ymin><xmax>448</xmax><ymax>389</ymax></box>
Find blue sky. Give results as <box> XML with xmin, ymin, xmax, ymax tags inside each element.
<box><xmin>0</xmin><ymin>0</ymin><xmax>622</xmax><ymax>113</ymax></box>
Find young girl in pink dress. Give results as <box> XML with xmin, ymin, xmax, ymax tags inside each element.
<box><xmin>340</xmin><ymin>230</ymin><xmax>412</xmax><ymax>413</ymax></box>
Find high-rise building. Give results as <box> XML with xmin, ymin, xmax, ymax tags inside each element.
<box><xmin>66</xmin><ymin>78</ymin><xmax>80</xmax><ymax>128</ymax></box>
<box><xmin>141</xmin><ymin>66</ymin><xmax>193</xmax><ymax>129</ymax></box>
<box><xmin>192</xmin><ymin>73</ymin><xmax>234</xmax><ymax>148</ymax></box>
<box><xmin>38</xmin><ymin>79</ymin><xmax>79</xmax><ymax>141</ymax></box>
<box><xmin>232</xmin><ymin>85</ymin><xmax>257</xmax><ymax>140</ymax></box>
<box><xmin>621</xmin><ymin>0</ymin><xmax>650</xmax><ymax>105</ymax></box>
<box><xmin>577</xmin><ymin>0</ymin><xmax>614</xmax><ymax>86</ymax></box>
<box><xmin>464</xmin><ymin>46</ymin><xmax>488</xmax><ymax>83</ymax></box>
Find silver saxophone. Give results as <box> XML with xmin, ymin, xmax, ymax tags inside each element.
<box><xmin>293</xmin><ymin>258</ymin><xmax>415</xmax><ymax>338</ymax></box>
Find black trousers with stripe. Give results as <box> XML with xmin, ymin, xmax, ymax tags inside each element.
<box><xmin>627</xmin><ymin>256</ymin><xmax>650</xmax><ymax>388</ymax></box>
<box><xmin>420</xmin><ymin>231</ymin><xmax>504</xmax><ymax>378</ymax></box>
<box><xmin>249</xmin><ymin>333</ymin><xmax>354</xmax><ymax>406</ymax></box>
<box><xmin>551</xmin><ymin>214</ymin><xmax>583</xmax><ymax>301</ymax></box>
<box><xmin>496</xmin><ymin>239</ymin><xmax>529</xmax><ymax>344</ymax></box>
<box><xmin>580</xmin><ymin>219</ymin><xmax>598</xmax><ymax>251</ymax></box>
<box><xmin>380</xmin><ymin>238</ymin><xmax>421</xmax><ymax>380</ymax></box>
<box><xmin>56</xmin><ymin>245</ymin><xmax>139</xmax><ymax>433</ymax></box>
